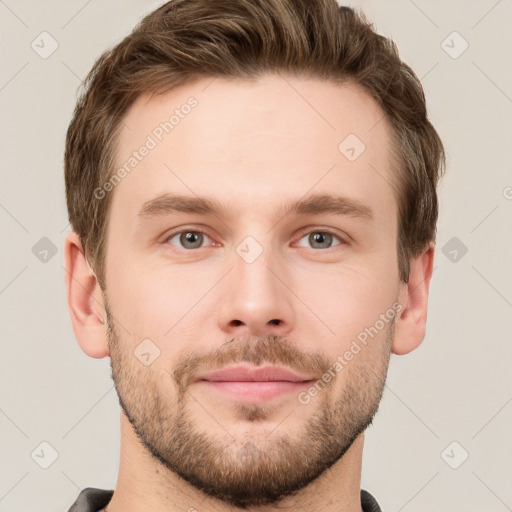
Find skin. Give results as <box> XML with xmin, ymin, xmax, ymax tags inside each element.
<box><xmin>64</xmin><ymin>74</ymin><xmax>434</xmax><ymax>512</ymax></box>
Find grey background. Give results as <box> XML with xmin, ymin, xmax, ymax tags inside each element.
<box><xmin>1</xmin><ymin>1</ymin><xmax>511</xmax><ymax>511</ymax></box>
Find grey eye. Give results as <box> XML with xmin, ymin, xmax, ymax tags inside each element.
<box><xmin>167</xmin><ymin>230</ymin><xmax>211</xmax><ymax>249</ymax></box>
<box><xmin>296</xmin><ymin>231</ymin><xmax>342</xmax><ymax>250</ymax></box>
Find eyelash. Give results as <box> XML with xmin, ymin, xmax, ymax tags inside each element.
<box><xmin>164</xmin><ymin>226</ymin><xmax>348</xmax><ymax>251</ymax></box>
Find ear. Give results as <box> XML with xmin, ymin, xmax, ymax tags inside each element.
<box><xmin>392</xmin><ymin>244</ymin><xmax>435</xmax><ymax>355</ymax></box>
<box><xmin>63</xmin><ymin>231</ymin><xmax>109</xmax><ymax>358</ymax></box>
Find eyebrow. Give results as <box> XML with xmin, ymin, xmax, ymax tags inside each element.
<box><xmin>137</xmin><ymin>192</ymin><xmax>373</xmax><ymax>221</ymax></box>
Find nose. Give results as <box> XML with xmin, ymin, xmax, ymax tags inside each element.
<box><xmin>216</xmin><ymin>244</ymin><xmax>295</xmax><ymax>338</ymax></box>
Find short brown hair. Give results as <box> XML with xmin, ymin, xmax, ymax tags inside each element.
<box><xmin>65</xmin><ymin>0</ymin><xmax>445</xmax><ymax>288</ymax></box>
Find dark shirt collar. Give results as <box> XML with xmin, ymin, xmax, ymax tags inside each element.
<box><xmin>67</xmin><ymin>487</ymin><xmax>382</xmax><ymax>511</ymax></box>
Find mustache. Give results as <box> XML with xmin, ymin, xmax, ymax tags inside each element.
<box><xmin>173</xmin><ymin>335</ymin><xmax>331</xmax><ymax>393</ymax></box>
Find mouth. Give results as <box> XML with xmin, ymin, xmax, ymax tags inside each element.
<box><xmin>193</xmin><ymin>365</ymin><xmax>316</xmax><ymax>403</ymax></box>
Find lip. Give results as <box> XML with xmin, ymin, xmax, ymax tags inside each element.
<box><xmin>193</xmin><ymin>365</ymin><xmax>315</xmax><ymax>403</ymax></box>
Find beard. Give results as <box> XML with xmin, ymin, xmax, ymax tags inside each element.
<box><xmin>105</xmin><ymin>301</ymin><xmax>394</xmax><ymax>509</ymax></box>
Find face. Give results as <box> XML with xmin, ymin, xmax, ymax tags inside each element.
<box><xmin>103</xmin><ymin>74</ymin><xmax>401</xmax><ymax>508</ymax></box>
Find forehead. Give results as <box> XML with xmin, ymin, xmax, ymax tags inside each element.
<box><xmin>109</xmin><ymin>74</ymin><xmax>396</xmax><ymax>225</ymax></box>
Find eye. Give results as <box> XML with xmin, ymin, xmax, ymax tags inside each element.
<box><xmin>164</xmin><ymin>227</ymin><xmax>346</xmax><ymax>251</ymax></box>
<box><xmin>296</xmin><ymin>230</ymin><xmax>345</xmax><ymax>250</ymax></box>
<box><xmin>165</xmin><ymin>229</ymin><xmax>213</xmax><ymax>250</ymax></box>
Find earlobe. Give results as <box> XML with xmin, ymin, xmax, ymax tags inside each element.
<box><xmin>64</xmin><ymin>232</ymin><xmax>109</xmax><ymax>358</ymax></box>
<box><xmin>392</xmin><ymin>244</ymin><xmax>435</xmax><ymax>355</ymax></box>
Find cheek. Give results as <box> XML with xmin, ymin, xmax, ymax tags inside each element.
<box><xmin>107</xmin><ymin>258</ymin><xmax>215</xmax><ymax>341</ymax></box>
<box><xmin>300</xmin><ymin>262</ymin><xmax>399</xmax><ymax>352</ymax></box>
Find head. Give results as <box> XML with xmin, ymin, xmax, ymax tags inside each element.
<box><xmin>64</xmin><ymin>0</ymin><xmax>444</xmax><ymax>508</ymax></box>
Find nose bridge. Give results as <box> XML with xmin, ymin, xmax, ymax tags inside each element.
<box><xmin>234</xmin><ymin>235</ymin><xmax>280</xmax><ymax>299</ymax></box>
<box><xmin>216</xmin><ymin>232</ymin><xmax>295</xmax><ymax>337</ymax></box>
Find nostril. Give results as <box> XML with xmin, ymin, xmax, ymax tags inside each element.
<box><xmin>268</xmin><ymin>319</ymin><xmax>281</xmax><ymax>326</ymax></box>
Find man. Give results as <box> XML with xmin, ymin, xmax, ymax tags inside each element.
<box><xmin>63</xmin><ymin>0</ymin><xmax>445</xmax><ymax>510</ymax></box>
